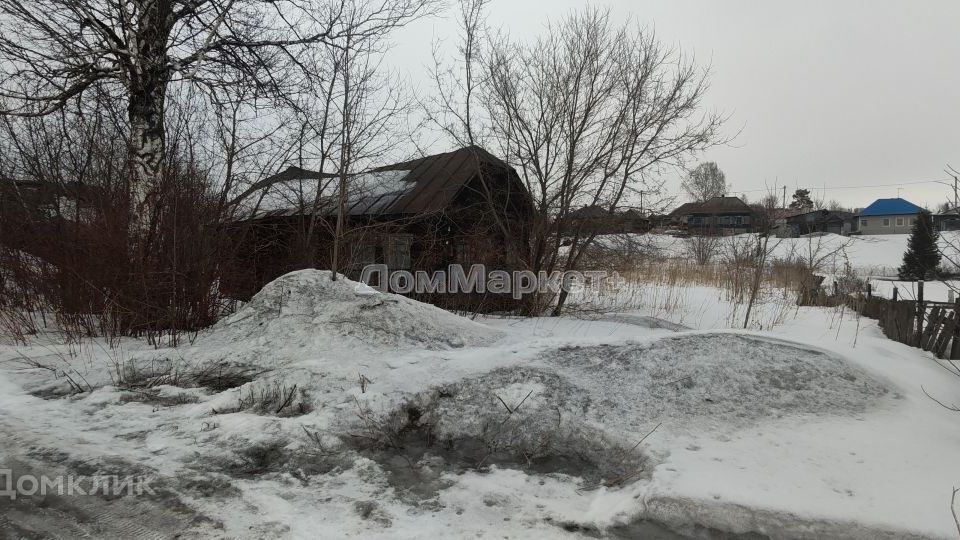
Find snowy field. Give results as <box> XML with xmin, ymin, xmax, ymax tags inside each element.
<box><xmin>608</xmin><ymin>231</ymin><xmax>960</xmax><ymax>302</ymax></box>
<box><xmin>2</xmin><ymin>269</ymin><xmax>960</xmax><ymax>538</ymax></box>
<box><xmin>630</xmin><ymin>231</ymin><xmax>960</xmax><ymax>278</ymax></box>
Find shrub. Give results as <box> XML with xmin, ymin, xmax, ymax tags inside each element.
<box><xmin>0</xmin><ymin>111</ymin><xmax>241</xmax><ymax>345</ymax></box>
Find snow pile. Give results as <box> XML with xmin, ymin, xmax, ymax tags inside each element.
<box><xmin>207</xmin><ymin>269</ymin><xmax>501</xmax><ymax>353</ymax></box>
<box><xmin>544</xmin><ymin>333</ymin><xmax>889</xmax><ymax>428</ymax></box>
<box><xmin>341</xmin><ymin>367</ymin><xmax>647</xmax><ymax>493</ymax></box>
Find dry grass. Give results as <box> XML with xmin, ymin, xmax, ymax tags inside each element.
<box><xmin>213</xmin><ymin>381</ymin><xmax>312</xmax><ymax>417</ymax></box>
<box><xmin>567</xmin><ymin>255</ymin><xmax>809</xmax><ymax>330</ymax></box>
<box><xmin>618</xmin><ymin>258</ymin><xmax>805</xmax><ymax>301</ymax></box>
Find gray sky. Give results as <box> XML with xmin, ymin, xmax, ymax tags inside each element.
<box><xmin>387</xmin><ymin>0</ymin><xmax>960</xmax><ymax>209</ymax></box>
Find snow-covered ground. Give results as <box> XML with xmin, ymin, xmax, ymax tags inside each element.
<box><xmin>2</xmin><ymin>270</ymin><xmax>959</xmax><ymax>538</ymax></box>
<box><xmin>605</xmin><ymin>231</ymin><xmax>960</xmax><ymax>302</ymax></box>
<box><xmin>628</xmin><ymin>231</ymin><xmax>960</xmax><ymax>278</ymax></box>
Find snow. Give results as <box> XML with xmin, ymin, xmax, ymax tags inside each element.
<box><xmin>636</xmin><ymin>307</ymin><xmax>960</xmax><ymax>537</ymax></box>
<box><xmin>206</xmin><ymin>269</ymin><xmax>501</xmax><ymax>353</ymax></box>
<box><xmin>2</xmin><ymin>269</ymin><xmax>960</xmax><ymax>538</ymax></box>
<box><xmin>249</xmin><ymin>169</ymin><xmax>412</xmax><ymax>216</ymax></box>
<box><xmin>611</xmin><ymin>231</ymin><xmax>960</xmax><ymax>277</ymax></box>
<box><xmin>865</xmin><ymin>278</ymin><xmax>960</xmax><ymax>303</ymax></box>
<box><xmin>544</xmin><ymin>333</ymin><xmax>889</xmax><ymax>428</ymax></box>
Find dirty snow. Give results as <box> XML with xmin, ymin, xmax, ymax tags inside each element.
<box><xmin>1</xmin><ymin>269</ymin><xmax>960</xmax><ymax>538</ymax></box>
<box><xmin>206</xmin><ymin>269</ymin><xmax>501</xmax><ymax>351</ymax></box>
<box><xmin>544</xmin><ymin>334</ymin><xmax>889</xmax><ymax>428</ymax></box>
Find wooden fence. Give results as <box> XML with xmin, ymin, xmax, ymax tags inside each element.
<box><xmin>851</xmin><ymin>281</ymin><xmax>960</xmax><ymax>359</ymax></box>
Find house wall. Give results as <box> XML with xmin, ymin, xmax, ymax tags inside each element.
<box><xmin>687</xmin><ymin>213</ymin><xmax>754</xmax><ymax>234</ymax></box>
<box><xmin>936</xmin><ymin>215</ymin><xmax>960</xmax><ymax>232</ymax></box>
<box><xmin>858</xmin><ymin>214</ymin><xmax>916</xmax><ymax>235</ymax></box>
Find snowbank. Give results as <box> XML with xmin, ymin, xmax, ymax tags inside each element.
<box><xmin>2</xmin><ymin>270</ymin><xmax>960</xmax><ymax>538</ymax></box>
<box><xmin>545</xmin><ymin>333</ymin><xmax>889</xmax><ymax>429</ymax></box>
<box><xmin>207</xmin><ymin>269</ymin><xmax>502</xmax><ymax>353</ymax></box>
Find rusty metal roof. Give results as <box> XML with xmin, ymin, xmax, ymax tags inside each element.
<box><xmin>235</xmin><ymin>146</ymin><xmax>515</xmax><ymax>219</ymax></box>
<box><xmin>373</xmin><ymin>145</ymin><xmax>511</xmax><ymax>214</ymax></box>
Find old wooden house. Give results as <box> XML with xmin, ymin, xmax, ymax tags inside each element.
<box><xmin>224</xmin><ymin>146</ymin><xmax>534</xmax><ymax>311</ymax></box>
<box><xmin>681</xmin><ymin>196</ymin><xmax>757</xmax><ymax>234</ymax></box>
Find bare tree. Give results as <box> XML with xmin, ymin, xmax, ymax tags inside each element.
<box><xmin>681</xmin><ymin>162</ymin><xmax>728</xmax><ymax>203</ymax></box>
<box><xmin>0</xmin><ymin>0</ymin><xmax>438</xmax><ymax>237</ymax></box>
<box><xmin>760</xmin><ymin>193</ymin><xmax>779</xmax><ymax>210</ymax></box>
<box><xmin>742</xmin><ymin>188</ymin><xmax>785</xmax><ymax>328</ymax></box>
<box><xmin>686</xmin><ymin>234</ymin><xmax>719</xmax><ymax>266</ymax></box>
<box><xmin>423</xmin><ymin>0</ymin><xmax>491</xmax><ymax>148</ymax></box>
<box><xmin>418</xmin><ymin>0</ymin><xmax>535</xmax><ymax>279</ymax></box>
<box><xmin>788</xmin><ymin>233</ymin><xmax>855</xmax><ymax>305</ymax></box>
<box><xmin>305</xmin><ymin>3</ymin><xmax>420</xmax><ymax>279</ymax></box>
<box><xmin>480</xmin><ymin>7</ymin><xmax>724</xmax><ymax>314</ymax></box>
<box><xmin>827</xmin><ymin>199</ymin><xmax>849</xmax><ymax>212</ymax></box>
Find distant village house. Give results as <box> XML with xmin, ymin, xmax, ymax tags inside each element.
<box><xmin>669</xmin><ymin>196</ymin><xmax>756</xmax><ymax>235</ymax></box>
<box><xmin>856</xmin><ymin>198</ymin><xmax>922</xmax><ymax>235</ymax></box>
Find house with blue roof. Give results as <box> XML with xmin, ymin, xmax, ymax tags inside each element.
<box><xmin>857</xmin><ymin>198</ymin><xmax>923</xmax><ymax>235</ymax></box>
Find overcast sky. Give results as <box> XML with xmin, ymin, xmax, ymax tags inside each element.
<box><xmin>387</xmin><ymin>0</ymin><xmax>960</xmax><ymax>209</ymax></box>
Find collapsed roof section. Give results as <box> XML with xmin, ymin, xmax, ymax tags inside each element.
<box><xmin>234</xmin><ymin>145</ymin><xmax>517</xmax><ymax>219</ymax></box>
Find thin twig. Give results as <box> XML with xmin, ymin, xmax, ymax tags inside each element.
<box><xmin>625</xmin><ymin>422</ymin><xmax>662</xmax><ymax>455</ymax></box>
<box><xmin>952</xmin><ymin>487</ymin><xmax>960</xmax><ymax>539</ymax></box>
<box><xmin>922</xmin><ymin>386</ymin><xmax>960</xmax><ymax>412</ymax></box>
<box><xmin>495</xmin><ymin>394</ymin><xmax>512</xmax><ymax>414</ymax></box>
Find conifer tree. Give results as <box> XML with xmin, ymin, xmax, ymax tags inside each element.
<box><xmin>898</xmin><ymin>209</ymin><xmax>941</xmax><ymax>280</ymax></box>
<box><xmin>789</xmin><ymin>189</ymin><xmax>814</xmax><ymax>209</ymax></box>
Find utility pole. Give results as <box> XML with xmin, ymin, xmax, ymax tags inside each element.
<box><xmin>782</xmin><ymin>185</ymin><xmax>787</xmax><ymax>209</ymax></box>
<box><xmin>636</xmin><ymin>190</ymin><xmax>656</xmax><ymax>216</ymax></box>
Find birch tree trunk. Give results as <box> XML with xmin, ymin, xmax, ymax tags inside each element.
<box><xmin>128</xmin><ymin>72</ymin><xmax>169</xmax><ymax>229</ymax></box>
<box><xmin>331</xmin><ymin>39</ymin><xmax>351</xmax><ymax>281</ymax></box>
<box><xmin>125</xmin><ymin>0</ymin><xmax>175</xmax><ymax>239</ymax></box>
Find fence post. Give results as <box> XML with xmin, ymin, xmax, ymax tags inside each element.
<box><xmin>867</xmin><ymin>283</ymin><xmax>872</xmax><ymax>299</ymax></box>
<box><xmin>915</xmin><ymin>280</ymin><xmax>925</xmax><ymax>346</ymax></box>
<box><xmin>892</xmin><ymin>287</ymin><xmax>898</xmax><ymax>302</ymax></box>
<box><xmin>953</xmin><ymin>299</ymin><xmax>960</xmax><ymax>359</ymax></box>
